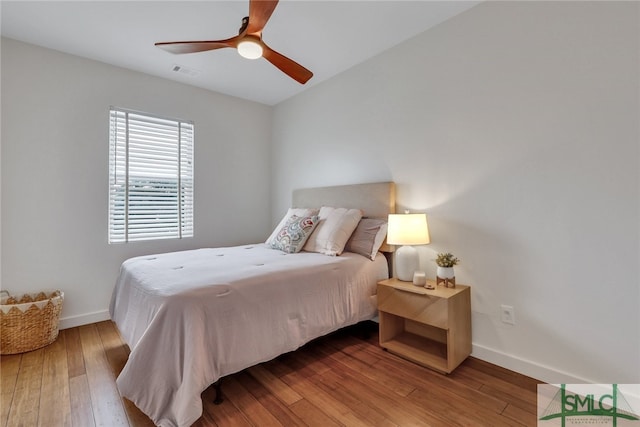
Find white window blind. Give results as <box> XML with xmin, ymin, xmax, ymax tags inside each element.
<box><xmin>109</xmin><ymin>107</ymin><xmax>194</xmax><ymax>243</ymax></box>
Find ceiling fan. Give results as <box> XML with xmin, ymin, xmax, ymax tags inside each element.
<box><xmin>155</xmin><ymin>0</ymin><xmax>313</xmax><ymax>84</ymax></box>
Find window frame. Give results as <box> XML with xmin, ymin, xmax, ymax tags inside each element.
<box><xmin>108</xmin><ymin>107</ymin><xmax>194</xmax><ymax>244</ymax></box>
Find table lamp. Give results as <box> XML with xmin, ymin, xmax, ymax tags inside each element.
<box><xmin>387</xmin><ymin>213</ymin><xmax>430</xmax><ymax>281</ymax></box>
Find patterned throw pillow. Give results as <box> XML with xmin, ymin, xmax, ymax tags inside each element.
<box><xmin>265</xmin><ymin>208</ymin><xmax>320</xmax><ymax>245</ymax></box>
<box><xmin>270</xmin><ymin>215</ymin><xmax>320</xmax><ymax>253</ymax></box>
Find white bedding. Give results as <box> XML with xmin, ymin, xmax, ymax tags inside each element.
<box><xmin>109</xmin><ymin>244</ymin><xmax>388</xmax><ymax>427</ymax></box>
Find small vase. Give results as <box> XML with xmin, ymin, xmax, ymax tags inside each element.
<box><xmin>436</xmin><ymin>266</ymin><xmax>455</xmax><ymax>287</ymax></box>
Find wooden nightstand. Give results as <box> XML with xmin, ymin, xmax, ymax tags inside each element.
<box><xmin>377</xmin><ymin>278</ymin><xmax>471</xmax><ymax>374</ymax></box>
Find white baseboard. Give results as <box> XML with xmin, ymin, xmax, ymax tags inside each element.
<box><xmin>471</xmin><ymin>343</ymin><xmax>594</xmax><ymax>384</ymax></box>
<box><xmin>59</xmin><ymin>310</ymin><xmax>111</xmax><ymax>330</ymax></box>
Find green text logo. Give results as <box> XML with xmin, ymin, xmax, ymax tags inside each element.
<box><xmin>539</xmin><ymin>384</ymin><xmax>639</xmax><ymax>427</ymax></box>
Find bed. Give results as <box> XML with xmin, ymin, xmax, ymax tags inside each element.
<box><xmin>109</xmin><ymin>182</ymin><xmax>396</xmax><ymax>427</ymax></box>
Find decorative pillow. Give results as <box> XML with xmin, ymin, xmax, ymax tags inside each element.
<box><xmin>344</xmin><ymin>218</ymin><xmax>388</xmax><ymax>260</ymax></box>
<box><xmin>303</xmin><ymin>207</ymin><xmax>363</xmax><ymax>256</ymax></box>
<box><xmin>270</xmin><ymin>215</ymin><xmax>320</xmax><ymax>253</ymax></box>
<box><xmin>266</xmin><ymin>208</ymin><xmax>319</xmax><ymax>245</ymax></box>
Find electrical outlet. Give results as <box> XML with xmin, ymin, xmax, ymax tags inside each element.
<box><xmin>501</xmin><ymin>305</ymin><xmax>516</xmax><ymax>325</ymax></box>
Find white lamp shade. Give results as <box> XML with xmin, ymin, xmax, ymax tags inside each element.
<box><xmin>387</xmin><ymin>213</ymin><xmax>430</xmax><ymax>245</ymax></box>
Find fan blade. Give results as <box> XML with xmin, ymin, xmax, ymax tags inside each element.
<box><xmin>262</xmin><ymin>43</ymin><xmax>313</xmax><ymax>84</ymax></box>
<box><xmin>155</xmin><ymin>36</ymin><xmax>240</xmax><ymax>54</ymax></box>
<box><xmin>247</xmin><ymin>0</ymin><xmax>279</xmax><ymax>34</ymax></box>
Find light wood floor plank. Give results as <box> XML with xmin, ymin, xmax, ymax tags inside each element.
<box><xmin>63</xmin><ymin>328</ymin><xmax>86</xmax><ymax>379</ymax></box>
<box><xmin>93</xmin><ymin>321</ymin><xmax>154</xmax><ymax>427</ymax></box>
<box><xmin>288</xmin><ymin>399</ymin><xmax>342</xmax><ymax>427</ymax></box>
<box><xmin>457</xmin><ymin>362</ymin><xmax>538</xmax><ymax>405</ymax></box>
<box><xmin>283</xmin><ymin>344</ymin><xmax>332</xmax><ymax>375</ymax></box>
<box><xmin>95</xmin><ymin>320</ymin><xmax>127</xmax><ymax>375</ymax></box>
<box><xmin>197</xmin><ymin>385</ymin><xmax>251</xmax><ymax>427</ymax></box>
<box><xmin>219</xmin><ymin>377</ymin><xmax>282</xmax><ymax>427</ymax></box>
<box><xmin>375</xmin><ymin>352</ymin><xmax>510</xmax><ymax>415</ymax></box>
<box><xmin>78</xmin><ymin>324</ymin><xmax>129</xmax><ymax>427</ymax></box>
<box><xmin>407</xmin><ymin>386</ymin><xmax>520</xmax><ymax>427</ymax></box>
<box><xmin>235</xmin><ymin>371</ymin><xmax>306</xmax><ymax>427</ymax></box>
<box><xmin>0</xmin><ymin>373</ymin><xmax>17</xmax><ymax>427</ymax></box>
<box><xmin>10</xmin><ymin>349</ymin><xmax>45</xmax><ymax>423</ymax></box>
<box><xmin>502</xmin><ymin>402</ymin><xmax>536</xmax><ymax>426</ymax></box>
<box><xmin>319</xmin><ymin>359</ymin><xmax>446</xmax><ymax>426</ymax></box>
<box><xmin>5</xmin><ymin>348</ymin><xmax>44</xmax><ymax>427</ymax></box>
<box><xmin>69</xmin><ymin>374</ymin><xmax>96</xmax><ymax>427</ymax></box>
<box><xmin>0</xmin><ymin>354</ymin><xmax>22</xmax><ymax>377</ymax></box>
<box><xmin>282</xmin><ymin>370</ymin><xmax>371</xmax><ymax>427</ymax></box>
<box><xmin>0</xmin><ymin>354</ymin><xmax>21</xmax><ymax>427</ymax></box>
<box><xmin>312</xmin><ymin>372</ymin><xmax>399</xmax><ymax>427</ymax></box>
<box><xmin>38</xmin><ymin>335</ymin><xmax>71</xmax><ymax>427</ymax></box>
<box><xmin>246</xmin><ymin>365</ymin><xmax>302</xmax><ymax>406</ymax></box>
<box><xmin>323</xmin><ymin>342</ymin><xmax>416</xmax><ymax>397</ymax></box>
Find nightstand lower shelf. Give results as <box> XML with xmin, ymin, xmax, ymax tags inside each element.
<box><xmin>381</xmin><ymin>331</ymin><xmax>448</xmax><ymax>373</ymax></box>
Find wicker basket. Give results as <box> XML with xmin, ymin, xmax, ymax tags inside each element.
<box><xmin>1</xmin><ymin>290</ymin><xmax>64</xmax><ymax>355</ymax></box>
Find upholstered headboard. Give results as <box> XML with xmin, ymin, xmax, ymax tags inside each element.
<box><xmin>292</xmin><ymin>181</ymin><xmax>396</xmax><ymax>252</ymax></box>
<box><xmin>292</xmin><ymin>182</ymin><xmax>395</xmax><ymax>218</ymax></box>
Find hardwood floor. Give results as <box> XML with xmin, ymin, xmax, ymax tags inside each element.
<box><xmin>1</xmin><ymin>321</ymin><xmax>541</xmax><ymax>426</ymax></box>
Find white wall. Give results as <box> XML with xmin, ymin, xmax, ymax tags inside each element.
<box><xmin>272</xmin><ymin>2</ymin><xmax>639</xmax><ymax>384</ymax></box>
<box><xmin>1</xmin><ymin>38</ymin><xmax>273</xmax><ymax>328</ymax></box>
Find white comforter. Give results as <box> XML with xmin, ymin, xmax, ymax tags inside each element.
<box><xmin>109</xmin><ymin>244</ymin><xmax>388</xmax><ymax>427</ymax></box>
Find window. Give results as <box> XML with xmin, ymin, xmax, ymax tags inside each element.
<box><xmin>108</xmin><ymin>107</ymin><xmax>194</xmax><ymax>243</ymax></box>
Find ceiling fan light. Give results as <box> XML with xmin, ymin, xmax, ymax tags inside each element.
<box><xmin>237</xmin><ymin>40</ymin><xmax>263</xmax><ymax>60</ymax></box>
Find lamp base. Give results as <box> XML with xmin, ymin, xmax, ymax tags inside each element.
<box><xmin>395</xmin><ymin>245</ymin><xmax>419</xmax><ymax>281</ymax></box>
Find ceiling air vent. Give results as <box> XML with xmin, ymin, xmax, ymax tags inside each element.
<box><xmin>171</xmin><ymin>64</ymin><xmax>201</xmax><ymax>78</ymax></box>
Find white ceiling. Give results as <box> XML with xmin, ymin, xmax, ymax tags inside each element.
<box><xmin>1</xmin><ymin>1</ymin><xmax>479</xmax><ymax>105</ymax></box>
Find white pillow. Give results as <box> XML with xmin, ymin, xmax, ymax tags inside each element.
<box><xmin>266</xmin><ymin>208</ymin><xmax>319</xmax><ymax>245</ymax></box>
<box><xmin>303</xmin><ymin>207</ymin><xmax>363</xmax><ymax>256</ymax></box>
